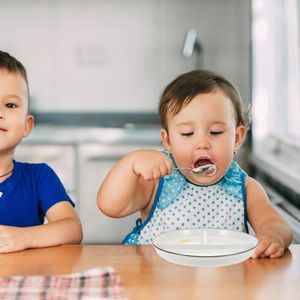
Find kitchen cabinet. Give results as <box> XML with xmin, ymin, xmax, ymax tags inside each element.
<box><xmin>78</xmin><ymin>143</ymin><xmax>161</xmax><ymax>244</ymax></box>
<box><xmin>14</xmin><ymin>126</ymin><xmax>161</xmax><ymax>244</ymax></box>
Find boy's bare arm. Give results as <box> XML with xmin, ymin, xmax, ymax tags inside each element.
<box><xmin>246</xmin><ymin>177</ymin><xmax>293</xmax><ymax>258</ymax></box>
<box><xmin>0</xmin><ymin>201</ymin><xmax>82</xmax><ymax>253</ymax></box>
<box><xmin>97</xmin><ymin>149</ymin><xmax>173</xmax><ymax>218</ymax></box>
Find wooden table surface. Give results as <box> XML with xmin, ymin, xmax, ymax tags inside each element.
<box><xmin>0</xmin><ymin>244</ymin><xmax>299</xmax><ymax>300</ymax></box>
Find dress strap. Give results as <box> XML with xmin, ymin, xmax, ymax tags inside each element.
<box><xmin>221</xmin><ymin>161</ymin><xmax>247</xmax><ymax>201</ymax></box>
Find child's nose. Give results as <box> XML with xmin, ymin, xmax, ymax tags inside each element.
<box><xmin>196</xmin><ymin>136</ymin><xmax>210</xmax><ymax>149</ymax></box>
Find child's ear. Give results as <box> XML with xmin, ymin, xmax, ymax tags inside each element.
<box><xmin>235</xmin><ymin>125</ymin><xmax>246</xmax><ymax>150</ymax></box>
<box><xmin>23</xmin><ymin>115</ymin><xmax>34</xmax><ymax>137</ymax></box>
<box><xmin>160</xmin><ymin>128</ymin><xmax>172</xmax><ymax>152</ymax></box>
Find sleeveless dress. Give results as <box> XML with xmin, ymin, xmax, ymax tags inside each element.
<box><xmin>123</xmin><ymin>154</ymin><xmax>248</xmax><ymax>245</ymax></box>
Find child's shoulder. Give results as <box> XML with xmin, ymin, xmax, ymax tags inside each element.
<box><xmin>15</xmin><ymin>160</ymin><xmax>50</xmax><ymax>169</ymax></box>
<box><xmin>14</xmin><ymin>160</ymin><xmax>55</xmax><ymax>176</ymax></box>
<box><xmin>245</xmin><ymin>175</ymin><xmax>262</xmax><ymax>188</ymax></box>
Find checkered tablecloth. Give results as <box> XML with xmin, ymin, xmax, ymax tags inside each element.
<box><xmin>0</xmin><ymin>267</ymin><xmax>128</xmax><ymax>299</ymax></box>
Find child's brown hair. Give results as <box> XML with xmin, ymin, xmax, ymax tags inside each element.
<box><xmin>0</xmin><ymin>50</ymin><xmax>30</xmax><ymax>105</ymax></box>
<box><xmin>159</xmin><ymin>69</ymin><xmax>249</xmax><ymax>131</ymax></box>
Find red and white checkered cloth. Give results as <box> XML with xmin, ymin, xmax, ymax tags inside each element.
<box><xmin>0</xmin><ymin>267</ymin><xmax>128</xmax><ymax>300</ymax></box>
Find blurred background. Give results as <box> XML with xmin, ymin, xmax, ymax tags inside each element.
<box><xmin>1</xmin><ymin>0</ymin><xmax>299</xmax><ymax>244</ymax></box>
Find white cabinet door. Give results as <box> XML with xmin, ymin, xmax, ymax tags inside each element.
<box><xmin>78</xmin><ymin>143</ymin><xmax>160</xmax><ymax>244</ymax></box>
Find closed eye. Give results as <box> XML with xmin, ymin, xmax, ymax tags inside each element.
<box><xmin>210</xmin><ymin>131</ymin><xmax>223</xmax><ymax>135</ymax></box>
<box><xmin>181</xmin><ymin>132</ymin><xmax>194</xmax><ymax>136</ymax></box>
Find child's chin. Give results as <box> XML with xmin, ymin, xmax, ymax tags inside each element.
<box><xmin>190</xmin><ymin>172</ymin><xmax>220</xmax><ymax>186</ymax></box>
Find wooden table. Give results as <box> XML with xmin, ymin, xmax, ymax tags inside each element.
<box><xmin>0</xmin><ymin>244</ymin><xmax>299</xmax><ymax>299</ymax></box>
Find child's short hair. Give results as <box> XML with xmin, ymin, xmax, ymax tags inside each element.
<box><xmin>159</xmin><ymin>69</ymin><xmax>250</xmax><ymax>130</ymax></box>
<box><xmin>0</xmin><ymin>51</ymin><xmax>28</xmax><ymax>84</ymax></box>
<box><xmin>0</xmin><ymin>50</ymin><xmax>29</xmax><ymax>100</ymax></box>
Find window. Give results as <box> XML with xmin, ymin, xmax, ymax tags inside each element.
<box><xmin>252</xmin><ymin>0</ymin><xmax>300</xmax><ymax>194</ymax></box>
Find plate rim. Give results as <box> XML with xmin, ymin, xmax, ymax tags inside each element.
<box><xmin>152</xmin><ymin>228</ymin><xmax>258</xmax><ymax>258</ymax></box>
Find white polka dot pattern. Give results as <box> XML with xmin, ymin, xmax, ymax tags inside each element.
<box><xmin>123</xmin><ymin>158</ymin><xmax>247</xmax><ymax>245</ymax></box>
<box><xmin>138</xmin><ymin>182</ymin><xmax>245</xmax><ymax>244</ymax></box>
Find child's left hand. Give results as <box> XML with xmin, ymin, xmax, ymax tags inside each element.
<box><xmin>251</xmin><ymin>233</ymin><xmax>285</xmax><ymax>258</ymax></box>
<box><xmin>0</xmin><ymin>225</ymin><xmax>29</xmax><ymax>253</ymax></box>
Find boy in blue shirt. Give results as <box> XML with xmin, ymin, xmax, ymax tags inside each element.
<box><xmin>0</xmin><ymin>50</ymin><xmax>82</xmax><ymax>253</ymax></box>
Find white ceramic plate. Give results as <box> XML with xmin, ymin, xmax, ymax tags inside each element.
<box><xmin>153</xmin><ymin>228</ymin><xmax>258</xmax><ymax>267</ymax></box>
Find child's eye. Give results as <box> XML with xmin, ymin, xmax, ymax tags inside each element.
<box><xmin>210</xmin><ymin>131</ymin><xmax>223</xmax><ymax>135</ymax></box>
<box><xmin>181</xmin><ymin>132</ymin><xmax>194</xmax><ymax>136</ymax></box>
<box><xmin>5</xmin><ymin>103</ymin><xmax>17</xmax><ymax>109</ymax></box>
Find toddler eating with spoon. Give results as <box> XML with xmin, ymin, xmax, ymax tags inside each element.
<box><xmin>97</xmin><ymin>69</ymin><xmax>292</xmax><ymax>258</ymax></box>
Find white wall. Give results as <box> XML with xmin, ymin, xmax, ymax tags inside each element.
<box><xmin>0</xmin><ymin>0</ymin><xmax>251</xmax><ymax>113</ymax></box>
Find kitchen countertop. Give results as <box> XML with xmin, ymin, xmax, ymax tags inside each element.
<box><xmin>20</xmin><ymin>125</ymin><xmax>161</xmax><ymax>146</ymax></box>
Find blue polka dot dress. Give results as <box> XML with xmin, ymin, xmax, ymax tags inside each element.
<box><xmin>123</xmin><ymin>156</ymin><xmax>248</xmax><ymax>245</ymax></box>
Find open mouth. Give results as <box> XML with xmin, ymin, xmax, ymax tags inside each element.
<box><xmin>193</xmin><ymin>158</ymin><xmax>217</xmax><ymax>176</ymax></box>
<box><xmin>194</xmin><ymin>158</ymin><xmax>212</xmax><ymax>168</ymax></box>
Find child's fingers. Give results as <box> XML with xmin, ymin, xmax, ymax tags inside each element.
<box><xmin>164</xmin><ymin>160</ymin><xmax>173</xmax><ymax>175</ymax></box>
<box><xmin>252</xmin><ymin>240</ymin><xmax>270</xmax><ymax>258</ymax></box>
<box><xmin>152</xmin><ymin>168</ymin><xmax>162</xmax><ymax>179</ymax></box>
<box><xmin>148</xmin><ymin>160</ymin><xmax>173</xmax><ymax>179</ymax></box>
<box><xmin>142</xmin><ymin>171</ymin><xmax>156</xmax><ymax>181</ymax></box>
<box><xmin>160</xmin><ymin>160</ymin><xmax>173</xmax><ymax>176</ymax></box>
<box><xmin>270</xmin><ymin>247</ymin><xmax>284</xmax><ymax>258</ymax></box>
<box><xmin>261</xmin><ymin>242</ymin><xmax>281</xmax><ymax>257</ymax></box>
<box><xmin>263</xmin><ymin>243</ymin><xmax>284</xmax><ymax>258</ymax></box>
<box><xmin>144</xmin><ymin>166</ymin><xmax>167</xmax><ymax>180</ymax></box>
<box><xmin>139</xmin><ymin>158</ymin><xmax>173</xmax><ymax>180</ymax></box>
<box><xmin>253</xmin><ymin>240</ymin><xmax>285</xmax><ymax>258</ymax></box>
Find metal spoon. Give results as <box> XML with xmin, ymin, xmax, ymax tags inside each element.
<box><xmin>173</xmin><ymin>164</ymin><xmax>215</xmax><ymax>174</ymax></box>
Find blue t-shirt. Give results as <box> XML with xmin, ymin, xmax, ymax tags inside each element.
<box><xmin>0</xmin><ymin>160</ymin><xmax>74</xmax><ymax>227</ymax></box>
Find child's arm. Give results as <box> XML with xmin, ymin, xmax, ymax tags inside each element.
<box><xmin>0</xmin><ymin>201</ymin><xmax>82</xmax><ymax>253</ymax></box>
<box><xmin>97</xmin><ymin>149</ymin><xmax>173</xmax><ymax>218</ymax></box>
<box><xmin>246</xmin><ymin>177</ymin><xmax>293</xmax><ymax>258</ymax></box>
